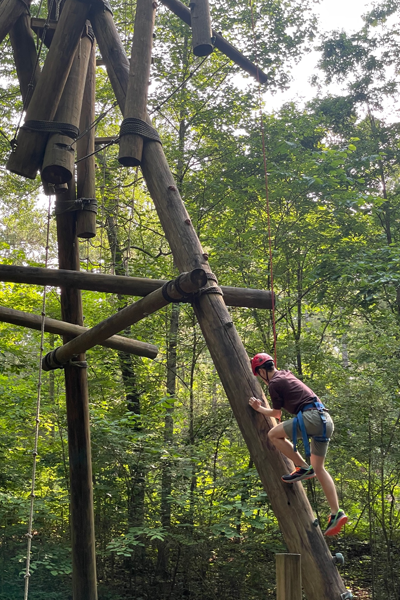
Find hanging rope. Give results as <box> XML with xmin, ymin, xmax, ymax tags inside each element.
<box><xmin>23</xmin><ymin>195</ymin><xmax>53</xmax><ymax>600</ymax></box>
<box><xmin>249</xmin><ymin>0</ymin><xmax>277</xmax><ymax>367</ymax></box>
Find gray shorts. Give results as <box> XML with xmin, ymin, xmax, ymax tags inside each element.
<box><xmin>282</xmin><ymin>410</ymin><xmax>334</xmax><ymax>457</ymax></box>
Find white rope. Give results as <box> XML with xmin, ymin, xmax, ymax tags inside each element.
<box><xmin>23</xmin><ymin>195</ymin><xmax>53</xmax><ymax>600</ymax></box>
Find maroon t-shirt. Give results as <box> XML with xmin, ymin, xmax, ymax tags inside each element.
<box><xmin>268</xmin><ymin>370</ymin><xmax>317</xmax><ymax>415</ymax></box>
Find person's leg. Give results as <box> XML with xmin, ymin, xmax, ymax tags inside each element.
<box><xmin>310</xmin><ymin>454</ymin><xmax>339</xmax><ymax>514</ymax></box>
<box><xmin>268</xmin><ymin>423</ymin><xmax>309</xmax><ymax>468</ymax></box>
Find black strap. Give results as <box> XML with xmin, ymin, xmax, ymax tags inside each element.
<box><xmin>22</xmin><ymin>120</ymin><xmax>79</xmax><ymax>139</ymax></box>
<box><xmin>119</xmin><ymin>118</ymin><xmax>161</xmax><ymax>144</ymax></box>
<box><xmin>54</xmin><ymin>198</ymin><xmax>98</xmax><ymax>215</ymax></box>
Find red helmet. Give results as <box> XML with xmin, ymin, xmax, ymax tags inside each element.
<box><xmin>251</xmin><ymin>353</ymin><xmax>274</xmax><ymax>376</ymax></box>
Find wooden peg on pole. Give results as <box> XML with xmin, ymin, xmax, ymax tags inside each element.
<box><xmin>190</xmin><ymin>0</ymin><xmax>213</xmax><ymax>57</ymax></box>
<box><xmin>276</xmin><ymin>554</ymin><xmax>302</xmax><ymax>600</ymax></box>
<box><xmin>42</xmin><ymin>269</ymin><xmax>207</xmax><ymax>371</ymax></box>
<box><xmin>41</xmin><ymin>26</ymin><xmax>94</xmax><ymax>184</ymax></box>
<box><xmin>6</xmin><ymin>0</ymin><xmax>92</xmax><ymax>179</ymax></box>
<box><xmin>76</xmin><ymin>38</ymin><xmax>97</xmax><ymax>238</ymax></box>
<box><xmin>118</xmin><ymin>0</ymin><xmax>157</xmax><ymax>167</ymax></box>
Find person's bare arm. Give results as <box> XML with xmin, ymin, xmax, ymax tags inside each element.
<box><xmin>248</xmin><ymin>397</ymin><xmax>281</xmax><ymax>419</ymax></box>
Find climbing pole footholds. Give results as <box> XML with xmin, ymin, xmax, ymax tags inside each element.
<box><xmin>332</xmin><ymin>553</ymin><xmax>345</xmax><ymax>566</ymax></box>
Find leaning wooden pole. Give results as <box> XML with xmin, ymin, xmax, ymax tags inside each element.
<box><xmin>42</xmin><ymin>25</ymin><xmax>94</xmax><ymax>184</ymax></box>
<box><xmin>9</xmin><ymin>7</ymin><xmax>40</xmax><ymax>107</ymax></box>
<box><xmin>6</xmin><ymin>0</ymin><xmax>92</xmax><ymax>179</ymax></box>
<box><xmin>90</xmin><ymin>9</ymin><xmax>347</xmax><ymax>599</ymax></box>
<box><xmin>0</xmin><ymin>0</ymin><xmax>31</xmax><ymax>46</ymax></box>
<box><xmin>0</xmin><ymin>305</ymin><xmax>158</xmax><ymax>358</ymax></box>
<box><xmin>0</xmin><ymin>264</ymin><xmax>275</xmax><ymax>309</ymax></box>
<box><xmin>55</xmin><ymin>181</ymin><xmax>97</xmax><ymax>600</ymax></box>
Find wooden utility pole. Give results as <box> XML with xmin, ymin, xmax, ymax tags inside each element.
<box><xmin>55</xmin><ymin>182</ymin><xmax>98</xmax><ymax>600</ymax></box>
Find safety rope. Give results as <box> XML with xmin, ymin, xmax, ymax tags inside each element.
<box><xmin>23</xmin><ymin>195</ymin><xmax>53</xmax><ymax>600</ymax></box>
<box><xmin>249</xmin><ymin>0</ymin><xmax>277</xmax><ymax>366</ymax></box>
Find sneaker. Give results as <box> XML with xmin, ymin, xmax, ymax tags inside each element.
<box><xmin>281</xmin><ymin>466</ymin><xmax>316</xmax><ymax>483</ymax></box>
<box><xmin>324</xmin><ymin>510</ymin><xmax>348</xmax><ymax>536</ymax></box>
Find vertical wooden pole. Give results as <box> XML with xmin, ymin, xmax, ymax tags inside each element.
<box><xmin>76</xmin><ymin>38</ymin><xmax>97</xmax><ymax>238</ymax></box>
<box><xmin>9</xmin><ymin>9</ymin><xmax>40</xmax><ymax>107</ymax></box>
<box><xmin>118</xmin><ymin>0</ymin><xmax>156</xmax><ymax>167</ymax></box>
<box><xmin>90</xmin><ymin>8</ymin><xmax>347</xmax><ymax>600</ymax></box>
<box><xmin>56</xmin><ymin>181</ymin><xmax>98</xmax><ymax>600</ymax></box>
<box><xmin>276</xmin><ymin>554</ymin><xmax>302</xmax><ymax>600</ymax></box>
<box><xmin>190</xmin><ymin>0</ymin><xmax>213</xmax><ymax>57</ymax></box>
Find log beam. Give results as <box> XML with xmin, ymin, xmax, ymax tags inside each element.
<box><xmin>118</xmin><ymin>0</ymin><xmax>156</xmax><ymax>167</ymax></box>
<box><xmin>0</xmin><ymin>305</ymin><xmax>158</xmax><ymax>358</ymax></box>
<box><xmin>159</xmin><ymin>0</ymin><xmax>268</xmax><ymax>83</ymax></box>
<box><xmin>42</xmin><ymin>269</ymin><xmax>207</xmax><ymax>371</ymax></box>
<box><xmin>0</xmin><ymin>0</ymin><xmax>31</xmax><ymax>47</ymax></box>
<box><xmin>76</xmin><ymin>40</ymin><xmax>97</xmax><ymax>238</ymax></box>
<box><xmin>0</xmin><ymin>264</ymin><xmax>274</xmax><ymax>309</ymax></box>
<box><xmin>9</xmin><ymin>11</ymin><xmax>40</xmax><ymax>107</ymax></box>
<box><xmin>190</xmin><ymin>0</ymin><xmax>213</xmax><ymax>57</ymax></box>
<box><xmin>56</xmin><ymin>180</ymin><xmax>97</xmax><ymax>600</ymax></box>
<box><xmin>42</xmin><ymin>26</ymin><xmax>93</xmax><ymax>184</ymax></box>
<box><xmin>6</xmin><ymin>0</ymin><xmax>92</xmax><ymax>179</ymax></box>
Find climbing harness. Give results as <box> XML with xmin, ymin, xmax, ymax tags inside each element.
<box><xmin>292</xmin><ymin>398</ymin><xmax>330</xmax><ymax>458</ymax></box>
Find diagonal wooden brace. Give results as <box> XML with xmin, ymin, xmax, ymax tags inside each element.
<box><xmin>42</xmin><ymin>269</ymin><xmax>207</xmax><ymax>370</ymax></box>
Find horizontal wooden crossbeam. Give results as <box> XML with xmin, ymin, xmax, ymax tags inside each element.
<box><xmin>0</xmin><ymin>264</ymin><xmax>274</xmax><ymax>309</ymax></box>
<box><xmin>0</xmin><ymin>305</ymin><xmax>158</xmax><ymax>358</ymax></box>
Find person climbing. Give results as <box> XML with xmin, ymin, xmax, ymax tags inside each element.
<box><xmin>249</xmin><ymin>352</ymin><xmax>348</xmax><ymax>537</ymax></box>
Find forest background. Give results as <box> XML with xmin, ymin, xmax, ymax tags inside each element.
<box><xmin>0</xmin><ymin>0</ymin><xmax>400</xmax><ymax>598</ymax></box>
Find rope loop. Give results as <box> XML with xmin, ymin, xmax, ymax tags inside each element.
<box><xmin>119</xmin><ymin>118</ymin><xmax>162</xmax><ymax>144</ymax></box>
<box><xmin>21</xmin><ymin>120</ymin><xmax>79</xmax><ymax>140</ymax></box>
